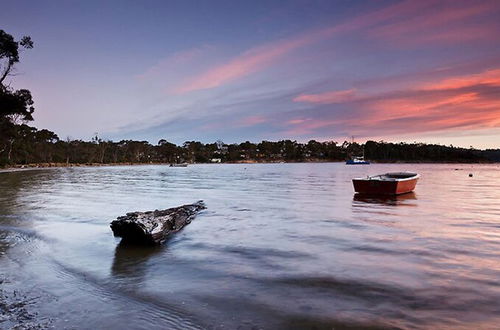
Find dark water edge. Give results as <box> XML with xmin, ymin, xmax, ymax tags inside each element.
<box><xmin>1</xmin><ymin>163</ymin><xmax>500</xmax><ymax>329</ymax></box>
<box><xmin>0</xmin><ymin>252</ymin><xmax>394</xmax><ymax>330</ymax></box>
<box><xmin>0</xmin><ymin>204</ymin><xmax>397</xmax><ymax>330</ymax></box>
<box><xmin>0</xmin><ymin>231</ymin><xmax>52</xmax><ymax>329</ymax></box>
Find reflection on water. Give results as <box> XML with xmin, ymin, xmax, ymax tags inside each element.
<box><xmin>112</xmin><ymin>241</ymin><xmax>162</xmax><ymax>281</ymax></box>
<box><xmin>1</xmin><ymin>163</ymin><xmax>500</xmax><ymax>329</ymax></box>
<box><xmin>353</xmin><ymin>192</ymin><xmax>417</xmax><ymax>205</ymax></box>
<box><xmin>0</xmin><ymin>170</ymin><xmax>60</xmax><ymax>260</ymax></box>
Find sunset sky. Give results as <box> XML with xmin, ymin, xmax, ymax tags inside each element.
<box><xmin>2</xmin><ymin>0</ymin><xmax>500</xmax><ymax>148</ymax></box>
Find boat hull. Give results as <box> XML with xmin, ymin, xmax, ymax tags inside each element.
<box><xmin>346</xmin><ymin>160</ymin><xmax>370</xmax><ymax>165</ymax></box>
<box><xmin>353</xmin><ymin>176</ymin><xmax>418</xmax><ymax>195</ymax></box>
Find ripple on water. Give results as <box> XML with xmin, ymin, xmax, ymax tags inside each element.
<box><xmin>0</xmin><ymin>163</ymin><xmax>499</xmax><ymax>329</ymax></box>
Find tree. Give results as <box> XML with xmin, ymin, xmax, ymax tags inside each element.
<box><xmin>0</xmin><ymin>30</ymin><xmax>34</xmax><ymax>122</ymax></box>
<box><xmin>0</xmin><ymin>30</ymin><xmax>33</xmax><ymax>85</ymax></box>
<box><xmin>0</xmin><ymin>30</ymin><xmax>34</xmax><ymax>165</ymax></box>
<box><xmin>157</xmin><ymin>139</ymin><xmax>178</xmax><ymax>163</ymax></box>
<box><xmin>0</xmin><ymin>88</ymin><xmax>34</xmax><ymax>122</ymax></box>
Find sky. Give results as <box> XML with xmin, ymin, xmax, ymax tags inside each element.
<box><xmin>2</xmin><ymin>0</ymin><xmax>500</xmax><ymax>148</ymax></box>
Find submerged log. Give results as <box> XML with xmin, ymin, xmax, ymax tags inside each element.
<box><xmin>110</xmin><ymin>201</ymin><xmax>206</xmax><ymax>245</ymax></box>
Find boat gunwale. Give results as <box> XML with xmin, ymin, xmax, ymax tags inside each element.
<box><xmin>353</xmin><ymin>172</ymin><xmax>420</xmax><ymax>182</ymax></box>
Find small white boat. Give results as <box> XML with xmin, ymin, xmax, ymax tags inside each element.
<box><xmin>169</xmin><ymin>163</ymin><xmax>188</xmax><ymax>167</ymax></box>
<box><xmin>346</xmin><ymin>156</ymin><xmax>370</xmax><ymax>165</ymax></box>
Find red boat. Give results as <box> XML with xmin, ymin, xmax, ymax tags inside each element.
<box><xmin>352</xmin><ymin>172</ymin><xmax>420</xmax><ymax>195</ymax></box>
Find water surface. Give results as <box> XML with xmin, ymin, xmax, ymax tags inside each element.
<box><xmin>1</xmin><ymin>163</ymin><xmax>499</xmax><ymax>329</ymax></box>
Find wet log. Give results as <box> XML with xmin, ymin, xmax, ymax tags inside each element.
<box><xmin>110</xmin><ymin>201</ymin><xmax>206</xmax><ymax>245</ymax></box>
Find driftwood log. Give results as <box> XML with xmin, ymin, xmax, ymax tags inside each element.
<box><xmin>110</xmin><ymin>201</ymin><xmax>206</xmax><ymax>245</ymax></box>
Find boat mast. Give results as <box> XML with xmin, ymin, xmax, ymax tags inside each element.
<box><xmin>351</xmin><ymin>135</ymin><xmax>364</xmax><ymax>159</ymax></box>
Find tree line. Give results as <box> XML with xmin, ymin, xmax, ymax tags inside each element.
<box><xmin>1</xmin><ymin>130</ymin><xmax>498</xmax><ymax>166</ymax></box>
<box><xmin>1</xmin><ymin>29</ymin><xmax>498</xmax><ymax>167</ymax></box>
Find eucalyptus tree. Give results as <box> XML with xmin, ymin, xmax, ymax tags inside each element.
<box><xmin>0</xmin><ymin>29</ymin><xmax>34</xmax><ymax>164</ymax></box>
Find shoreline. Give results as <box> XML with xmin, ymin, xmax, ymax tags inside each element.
<box><xmin>1</xmin><ymin>159</ymin><xmax>496</xmax><ymax>173</ymax></box>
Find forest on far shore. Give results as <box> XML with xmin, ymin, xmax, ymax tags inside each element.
<box><xmin>2</xmin><ymin>131</ymin><xmax>500</xmax><ymax>166</ymax></box>
<box><xmin>1</xmin><ymin>29</ymin><xmax>499</xmax><ymax>167</ymax></box>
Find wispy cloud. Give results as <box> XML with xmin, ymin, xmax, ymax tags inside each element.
<box><xmin>111</xmin><ymin>1</ymin><xmax>500</xmax><ymax>148</ymax></box>
<box><xmin>235</xmin><ymin>115</ymin><xmax>267</xmax><ymax>127</ymax></box>
<box><xmin>282</xmin><ymin>119</ymin><xmax>343</xmax><ymax>136</ymax></box>
<box><xmin>420</xmin><ymin>68</ymin><xmax>500</xmax><ymax>90</ymax></box>
<box><xmin>369</xmin><ymin>1</ymin><xmax>500</xmax><ymax>46</ymax></box>
<box><xmin>293</xmin><ymin>89</ymin><xmax>356</xmax><ymax>104</ymax></box>
<box><xmin>172</xmin><ymin>0</ymin><xmax>437</xmax><ymax>94</ymax></box>
<box><xmin>285</xmin><ymin>66</ymin><xmax>500</xmax><ymax>137</ymax></box>
<box><xmin>137</xmin><ymin>45</ymin><xmax>214</xmax><ymax>81</ymax></box>
<box><xmin>287</xmin><ymin>118</ymin><xmax>310</xmax><ymax>125</ymax></box>
<box><xmin>173</xmin><ymin>36</ymin><xmax>316</xmax><ymax>94</ymax></box>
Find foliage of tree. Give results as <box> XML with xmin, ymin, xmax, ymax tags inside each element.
<box><xmin>0</xmin><ymin>30</ymin><xmax>35</xmax><ymax>163</ymax></box>
<box><xmin>1</xmin><ymin>134</ymin><xmax>497</xmax><ymax>166</ymax></box>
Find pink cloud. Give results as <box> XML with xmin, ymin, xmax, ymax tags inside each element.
<box><xmin>293</xmin><ymin>89</ymin><xmax>356</xmax><ymax>104</ymax></box>
<box><xmin>370</xmin><ymin>1</ymin><xmax>499</xmax><ymax>42</ymax></box>
<box><xmin>173</xmin><ymin>36</ymin><xmax>317</xmax><ymax>94</ymax></box>
<box><xmin>283</xmin><ymin>66</ymin><xmax>500</xmax><ymax>137</ymax></box>
<box><xmin>373</xmin><ymin>22</ymin><xmax>500</xmax><ymax>47</ymax></box>
<box><xmin>287</xmin><ymin>118</ymin><xmax>310</xmax><ymax>125</ymax></box>
<box><xmin>420</xmin><ymin>68</ymin><xmax>500</xmax><ymax>90</ymax></box>
<box><xmin>366</xmin><ymin>92</ymin><xmax>481</xmax><ymax>122</ymax></box>
<box><xmin>170</xmin><ymin>1</ymin><xmax>499</xmax><ymax>95</ymax></box>
<box><xmin>137</xmin><ymin>45</ymin><xmax>213</xmax><ymax>81</ymax></box>
<box><xmin>282</xmin><ymin>119</ymin><xmax>344</xmax><ymax>136</ymax></box>
<box><xmin>172</xmin><ymin>1</ymin><xmax>434</xmax><ymax>94</ymax></box>
<box><xmin>235</xmin><ymin>115</ymin><xmax>267</xmax><ymax>127</ymax></box>
<box><xmin>350</xmin><ymin>77</ymin><xmax>500</xmax><ymax>134</ymax></box>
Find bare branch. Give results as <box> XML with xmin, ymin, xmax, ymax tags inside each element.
<box><xmin>0</xmin><ymin>60</ymin><xmax>12</xmax><ymax>85</ymax></box>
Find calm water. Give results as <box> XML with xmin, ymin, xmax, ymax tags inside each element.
<box><xmin>1</xmin><ymin>163</ymin><xmax>499</xmax><ymax>329</ymax></box>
